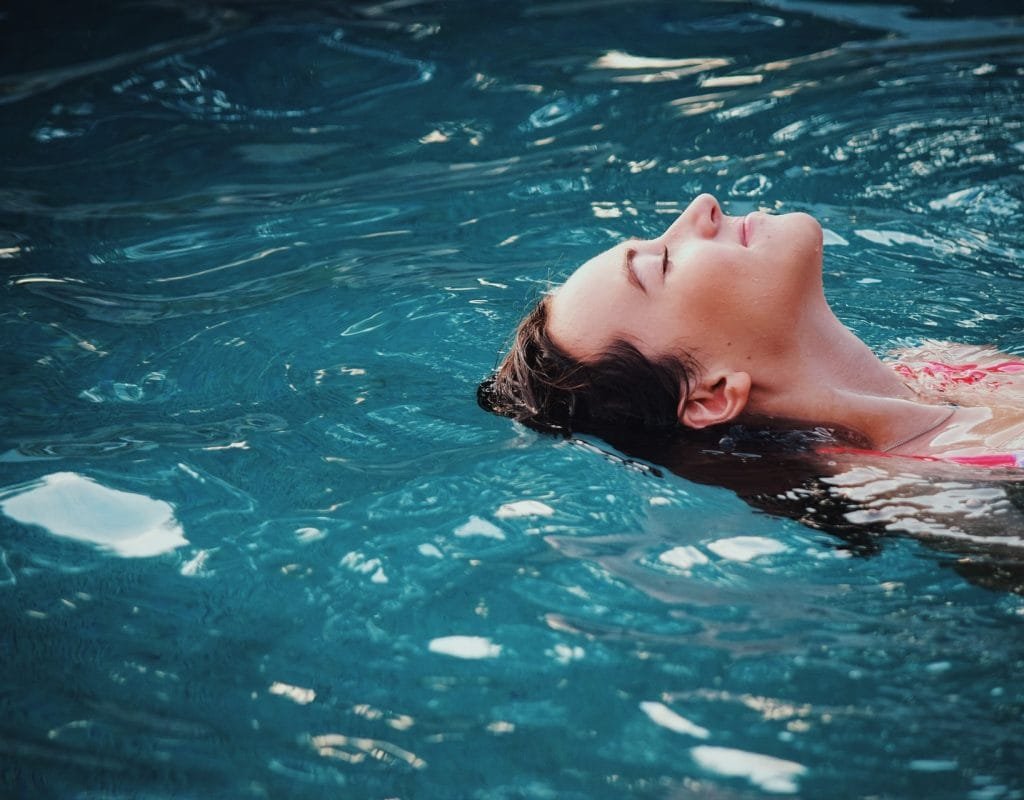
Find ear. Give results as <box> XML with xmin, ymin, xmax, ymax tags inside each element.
<box><xmin>677</xmin><ymin>372</ymin><xmax>751</xmax><ymax>430</ymax></box>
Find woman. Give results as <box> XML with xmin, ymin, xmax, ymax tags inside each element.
<box><xmin>479</xmin><ymin>194</ymin><xmax>1024</xmax><ymax>468</ymax></box>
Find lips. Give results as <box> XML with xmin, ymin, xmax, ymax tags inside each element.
<box><xmin>742</xmin><ymin>213</ymin><xmax>753</xmax><ymax>246</ymax></box>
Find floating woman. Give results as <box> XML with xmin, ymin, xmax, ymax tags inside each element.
<box><xmin>478</xmin><ymin>193</ymin><xmax>1024</xmax><ymax>470</ymax></box>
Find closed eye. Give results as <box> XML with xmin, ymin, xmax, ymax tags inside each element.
<box><xmin>624</xmin><ymin>246</ymin><xmax>645</xmax><ymax>293</ymax></box>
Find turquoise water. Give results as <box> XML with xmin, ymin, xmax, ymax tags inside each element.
<box><xmin>2</xmin><ymin>1</ymin><xmax>1023</xmax><ymax>797</ymax></box>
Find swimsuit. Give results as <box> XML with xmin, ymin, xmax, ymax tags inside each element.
<box><xmin>818</xmin><ymin>447</ymin><xmax>1024</xmax><ymax>469</ymax></box>
<box><xmin>893</xmin><ymin>359</ymin><xmax>1024</xmax><ymax>390</ymax></box>
<box><xmin>932</xmin><ymin>452</ymin><xmax>1024</xmax><ymax>469</ymax></box>
<box><xmin>824</xmin><ymin>358</ymin><xmax>1024</xmax><ymax>469</ymax></box>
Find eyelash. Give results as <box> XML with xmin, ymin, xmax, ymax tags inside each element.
<box><xmin>624</xmin><ymin>242</ymin><xmax>669</xmax><ymax>288</ymax></box>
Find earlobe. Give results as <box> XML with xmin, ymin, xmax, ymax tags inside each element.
<box><xmin>677</xmin><ymin>372</ymin><xmax>751</xmax><ymax>430</ymax></box>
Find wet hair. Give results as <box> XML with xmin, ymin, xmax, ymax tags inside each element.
<box><xmin>477</xmin><ymin>297</ymin><xmax>699</xmax><ymax>436</ymax></box>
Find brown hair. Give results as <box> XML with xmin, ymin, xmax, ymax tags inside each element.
<box><xmin>477</xmin><ymin>297</ymin><xmax>699</xmax><ymax>435</ymax></box>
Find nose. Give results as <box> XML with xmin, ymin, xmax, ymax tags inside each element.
<box><xmin>660</xmin><ymin>193</ymin><xmax>720</xmax><ymax>243</ymax></box>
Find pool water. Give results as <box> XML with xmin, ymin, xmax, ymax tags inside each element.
<box><xmin>2</xmin><ymin>1</ymin><xmax>1023</xmax><ymax>797</ymax></box>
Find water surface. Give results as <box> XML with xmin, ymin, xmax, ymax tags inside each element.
<box><xmin>1</xmin><ymin>1</ymin><xmax>1023</xmax><ymax>797</ymax></box>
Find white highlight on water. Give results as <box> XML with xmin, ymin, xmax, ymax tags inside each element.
<box><xmin>0</xmin><ymin>472</ymin><xmax>187</xmax><ymax>557</ymax></box>
<box><xmin>707</xmin><ymin>536</ymin><xmax>786</xmax><ymax>562</ymax></box>
<box><xmin>428</xmin><ymin>636</ymin><xmax>502</xmax><ymax>659</ymax></box>
<box><xmin>180</xmin><ymin>549</ymin><xmax>210</xmax><ymax>576</ymax></box>
<box><xmin>822</xmin><ymin>228</ymin><xmax>849</xmax><ymax>246</ymax></box>
<box><xmin>418</xmin><ymin>543</ymin><xmax>444</xmax><ymax>558</ymax></box>
<box><xmin>454</xmin><ymin>515</ymin><xmax>506</xmax><ymax>539</ymax></box>
<box><xmin>494</xmin><ymin>500</ymin><xmax>554</xmax><ymax>519</ymax></box>
<box><xmin>295</xmin><ymin>526</ymin><xmax>326</xmax><ymax>543</ymax></box>
<box><xmin>269</xmin><ymin>681</ymin><xmax>316</xmax><ymax>705</ymax></box>
<box><xmin>640</xmin><ymin>701</ymin><xmax>710</xmax><ymax>739</ymax></box>
<box><xmin>341</xmin><ymin>551</ymin><xmax>388</xmax><ymax>583</ymax></box>
<box><xmin>690</xmin><ymin>745</ymin><xmax>807</xmax><ymax>794</ymax></box>
<box><xmin>548</xmin><ymin>643</ymin><xmax>585</xmax><ymax>664</ymax></box>
<box><xmin>659</xmin><ymin>545</ymin><xmax>710</xmax><ymax>570</ymax></box>
<box><xmin>854</xmin><ymin>228</ymin><xmax>964</xmax><ymax>254</ymax></box>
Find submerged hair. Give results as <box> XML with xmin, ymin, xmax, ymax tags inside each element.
<box><xmin>477</xmin><ymin>298</ymin><xmax>698</xmax><ymax>435</ymax></box>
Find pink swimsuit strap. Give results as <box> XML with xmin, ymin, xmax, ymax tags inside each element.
<box><xmin>942</xmin><ymin>453</ymin><xmax>1024</xmax><ymax>468</ymax></box>
<box><xmin>818</xmin><ymin>446</ymin><xmax>1024</xmax><ymax>469</ymax></box>
<box><xmin>894</xmin><ymin>359</ymin><xmax>1024</xmax><ymax>386</ymax></box>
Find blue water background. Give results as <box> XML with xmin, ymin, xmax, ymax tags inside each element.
<box><xmin>1</xmin><ymin>1</ymin><xmax>1023</xmax><ymax>797</ymax></box>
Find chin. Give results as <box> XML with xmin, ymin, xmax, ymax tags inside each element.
<box><xmin>784</xmin><ymin>209</ymin><xmax>821</xmax><ymax>232</ymax></box>
<box><xmin>772</xmin><ymin>212</ymin><xmax>824</xmax><ymax>288</ymax></box>
<box><xmin>783</xmin><ymin>211</ymin><xmax>824</xmax><ymax>255</ymax></box>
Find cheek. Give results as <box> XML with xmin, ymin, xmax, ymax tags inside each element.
<box><xmin>642</xmin><ymin>278</ymin><xmax>728</xmax><ymax>355</ymax></box>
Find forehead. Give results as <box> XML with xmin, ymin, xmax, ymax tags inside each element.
<box><xmin>561</xmin><ymin>242</ymin><xmax>622</xmax><ymax>289</ymax></box>
<box><xmin>547</xmin><ymin>242</ymin><xmax>628</xmax><ymax>359</ymax></box>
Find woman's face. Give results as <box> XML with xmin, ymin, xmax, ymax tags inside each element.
<box><xmin>547</xmin><ymin>194</ymin><xmax>825</xmax><ymax>371</ymax></box>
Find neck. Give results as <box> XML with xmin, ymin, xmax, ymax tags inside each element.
<box><xmin>744</xmin><ymin>300</ymin><xmax>951</xmax><ymax>451</ymax></box>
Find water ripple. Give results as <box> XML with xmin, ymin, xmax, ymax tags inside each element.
<box><xmin>0</xmin><ymin>7</ymin><xmax>232</xmax><ymax>106</ymax></box>
<box><xmin>111</xmin><ymin>26</ymin><xmax>434</xmax><ymax>123</ymax></box>
<box><xmin>0</xmin><ymin>143</ymin><xmax>612</xmax><ymax>221</ymax></box>
<box><xmin>5</xmin><ymin>413</ymin><xmax>286</xmax><ymax>460</ymax></box>
<box><xmin>2</xmin><ymin>2</ymin><xmax>1024</xmax><ymax>797</ymax></box>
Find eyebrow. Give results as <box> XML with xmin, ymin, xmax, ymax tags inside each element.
<box><xmin>623</xmin><ymin>245</ymin><xmax>646</xmax><ymax>294</ymax></box>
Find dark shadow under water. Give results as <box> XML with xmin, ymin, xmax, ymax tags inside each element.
<box><xmin>583</xmin><ymin>425</ymin><xmax>1024</xmax><ymax>595</ymax></box>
